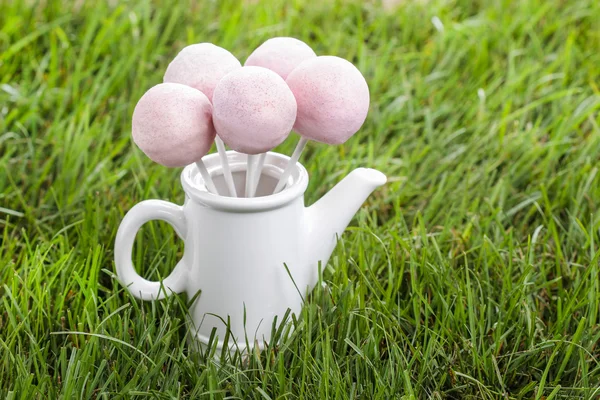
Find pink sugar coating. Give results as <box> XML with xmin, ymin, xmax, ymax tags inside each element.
<box><xmin>212</xmin><ymin>66</ymin><xmax>297</xmax><ymax>155</ymax></box>
<box><xmin>163</xmin><ymin>43</ymin><xmax>241</xmax><ymax>101</ymax></box>
<box><xmin>285</xmin><ymin>56</ymin><xmax>370</xmax><ymax>145</ymax></box>
<box><xmin>132</xmin><ymin>83</ymin><xmax>215</xmax><ymax>167</ymax></box>
<box><xmin>245</xmin><ymin>37</ymin><xmax>317</xmax><ymax>80</ymax></box>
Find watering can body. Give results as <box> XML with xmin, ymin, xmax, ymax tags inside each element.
<box><xmin>115</xmin><ymin>151</ymin><xmax>386</xmax><ymax>352</ymax></box>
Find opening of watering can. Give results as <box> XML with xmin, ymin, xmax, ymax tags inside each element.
<box><xmin>181</xmin><ymin>151</ymin><xmax>309</xmax><ymax>211</ymax></box>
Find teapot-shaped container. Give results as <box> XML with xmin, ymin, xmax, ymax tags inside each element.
<box><xmin>115</xmin><ymin>151</ymin><xmax>386</xmax><ymax>353</ymax></box>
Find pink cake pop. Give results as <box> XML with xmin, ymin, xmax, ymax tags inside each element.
<box><xmin>212</xmin><ymin>66</ymin><xmax>297</xmax><ymax>197</ymax></box>
<box><xmin>212</xmin><ymin>66</ymin><xmax>297</xmax><ymax>155</ymax></box>
<box><xmin>245</xmin><ymin>37</ymin><xmax>317</xmax><ymax>80</ymax></box>
<box><xmin>132</xmin><ymin>83</ymin><xmax>218</xmax><ymax>193</ymax></box>
<box><xmin>286</xmin><ymin>55</ymin><xmax>369</xmax><ymax>144</ymax></box>
<box><xmin>273</xmin><ymin>56</ymin><xmax>369</xmax><ymax>193</ymax></box>
<box><xmin>163</xmin><ymin>43</ymin><xmax>241</xmax><ymax>101</ymax></box>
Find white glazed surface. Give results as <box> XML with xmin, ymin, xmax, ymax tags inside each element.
<box><xmin>114</xmin><ymin>151</ymin><xmax>386</xmax><ymax>353</ymax></box>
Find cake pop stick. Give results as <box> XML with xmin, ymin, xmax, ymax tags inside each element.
<box><xmin>250</xmin><ymin>152</ymin><xmax>267</xmax><ymax>197</ymax></box>
<box><xmin>132</xmin><ymin>83</ymin><xmax>218</xmax><ymax>194</ymax></box>
<box><xmin>245</xmin><ymin>154</ymin><xmax>258</xmax><ymax>198</ymax></box>
<box><xmin>272</xmin><ymin>137</ymin><xmax>308</xmax><ymax>193</ymax></box>
<box><xmin>212</xmin><ymin>66</ymin><xmax>297</xmax><ymax>198</ymax></box>
<box><xmin>195</xmin><ymin>160</ymin><xmax>219</xmax><ymax>194</ymax></box>
<box><xmin>273</xmin><ymin>56</ymin><xmax>370</xmax><ymax>193</ymax></box>
<box><xmin>215</xmin><ymin>136</ymin><xmax>237</xmax><ymax>197</ymax></box>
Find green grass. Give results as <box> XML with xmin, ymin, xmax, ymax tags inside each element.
<box><xmin>1</xmin><ymin>0</ymin><xmax>600</xmax><ymax>398</ymax></box>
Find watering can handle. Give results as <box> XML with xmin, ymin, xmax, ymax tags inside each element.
<box><xmin>114</xmin><ymin>200</ymin><xmax>188</xmax><ymax>300</ymax></box>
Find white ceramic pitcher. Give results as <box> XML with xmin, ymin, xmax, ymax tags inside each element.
<box><xmin>115</xmin><ymin>151</ymin><xmax>386</xmax><ymax>353</ymax></box>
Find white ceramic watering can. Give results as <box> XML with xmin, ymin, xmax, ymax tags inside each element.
<box><xmin>115</xmin><ymin>151</ymin><xmax>386</xmax><ymax>353</ymax></box>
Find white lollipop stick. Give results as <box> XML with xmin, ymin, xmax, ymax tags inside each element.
<box><xmin>215</xmin><ymin>136</ymin><xmax>237</xmax><ymax>197</ymax></box>
<box><xmin>250</xmin><ymin>153</ymin><xmax>267</xmax><ymax>197</ymax></box>
<box><xmin>273</xmin><ymin>137</ymin><xmax>308</xmax><ymax>193</ymax></box>
<box><xmin>245</xmin><ymin>154</ymin><xmax>258</xmax><ymax>198</ymax></box>
<box><xmin>195</xmin><ymin>160</ymin><xmax>219</xmax><ymax>195</ymax></box>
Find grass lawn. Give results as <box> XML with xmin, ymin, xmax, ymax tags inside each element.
<box><xmin>2</xmin><ymin>0</ymin><xmax>600</xmax><ymax>398</ymax></box>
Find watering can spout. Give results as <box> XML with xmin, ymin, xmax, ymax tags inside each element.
<box><xmin>303</xmin><ymin>168</ymin><xmax>386</xmax><ymax>290</ymax></box>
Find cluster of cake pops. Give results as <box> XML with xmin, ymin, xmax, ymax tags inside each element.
<box><xmin>132</xmin><ymin>37</ymin><xmax>370</xmax><ymax>197</ymax></box>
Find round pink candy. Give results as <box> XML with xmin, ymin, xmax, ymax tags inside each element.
<box><xmin>163</xmin><ymin>43</ymin><xmax>241</xmax><ymax>101</ymax></box>
<box><xmin>132</xmin><ymin>83</ymin><xmax>215</xmax><ymax>167</ymax></box>
<box><xmin>286</xmin><ymin>56</ymin><xmax>370</xmax><ymax>144</ymax></box>
<box><xmin>212</xmin><ymin>66</ymin><xmax>297</xmax><ymax>155</ymax></box>
<box><xmin>245</xmin><ymin>37</ymin><xmax>316</xmax><ymax>80</ymax></box>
